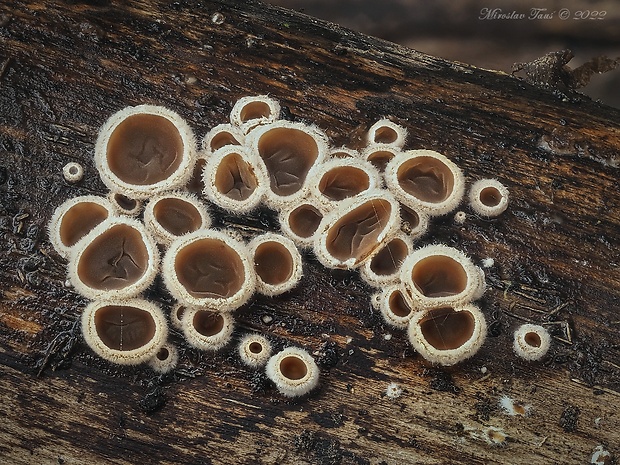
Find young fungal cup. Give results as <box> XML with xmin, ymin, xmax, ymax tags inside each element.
<box><xmin>94</xmin><ymin>105</ymin><xmax>196</xmax><ymax>199</ymax></box>
<box><xmin>361</xmin><ymin>144</ymin><xmax>400</xmax><ymax>173</ymax></box>
<box><xmin>278</xmin><ymin>200</ymin><xmax>327</xmax><ymax>249</ymax></box>
<box><xmin>201</xmin><ymin>123</ymin><xmax>244</xmax><ymax>155</ymax></box>
<box><xmin>366</xmin><ymin>119</ymin><xmax>407</xmax><ymax>149</ymax></box>
<box><xmin>229</xmin><ymin>95</ymin><xmax>281</xmax><ymax>134</ymax></box>
<box><xmin>266</xmin><ymin>347</ymin><xmax>320</xmax><ymax>397</ymax></box>
<box><xmin>181</xmin><ymin>307</ymin><xmax>234</xmax><ymax>351</ymax></box>
<box><xmin>62</xmin><ymin>162</ymin><xmax>84</xmax><ymax>183</ymax></box>
<box><xmin>469</xmin><ymin>179</ymin><xmax>509</xmax><ymax>217</ymax></box>
<box><xmin>513</xmin><ymin>323</ymin><xmax>551</xmax><ymax>361</ymax></box>
<box><xmin>148</xmin><ymin>342</ymin><xmax>179</xmax><ymax>374</ymax></box>
<box><xmin>248</xmin><ymin>233</ymin><xmax>303</xmax><ymax>296</ymax></box>
<box><xmin>107</xmin><ymin>192</ymin><xmax>142</xmax><ymax>217</ymax></box>
<box><xmin>373</xmin><ymin>285</ymin><xmax>415</xmax><ymax>330</ymax></box>
<box><xmin>238</xmin><ymin>333</ymin><xmax>272</xmax><ymax>368</ymax></box>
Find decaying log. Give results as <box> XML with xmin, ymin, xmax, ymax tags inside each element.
<box><xmin>0</xmin><ymin>1</ymin><xmax>618</xmax><ymax>464</ymax></box>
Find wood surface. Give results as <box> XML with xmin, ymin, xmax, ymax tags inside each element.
<box><xmin>0</xmin><ymin>1</ymin><xmax>619</xmax><ymax>464</ymax></box>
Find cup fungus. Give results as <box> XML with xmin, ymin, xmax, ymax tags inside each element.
<box><xmin>366</xmin><ymin>119</ymin><xmax>406</xmax><ymax>148</ymax></box>
<box><xmin>469</xmin><ymin>179</ymin><xmax>509</xmax><ymax>217</ymax></box>
<box><xmin>107</xmin><ymin>192</ymin><xmax>142</xmax><ymax>217</ymax></box>
<box><xmin>513</xmin><ymin>323</ymin><xmax>551</xmax><ymax>361</ymax></box>
<box><xmin>238</xmin><ymin>333</ymin><xmax>272</xmax><ymax>368</ymax></box>
<box><xmin>400</xmin><ymin>244</ymin><xmax>485</xmax><ymax>310</ymax></box>
<box><xmin>162</xmin><ymin>230</ymin><xmax>254</xmax><ymax>311</ymax></box>
<box><xmin>81</xmin><ymin>299</ymin><xmax>168</xmax><ymax>365</ymax></box>
<box><xmin>248</xmin><ymin>121</ymin><xmax>328</xmax><ymax>207</ymax></box>
<box><xmin>310</xmin><ymin>158</ymin><xmax>380</xmax><ymax>206</ymax></box>
<box><xmin>374</xmin><ymin>285</ymin><xmax>414</xmax><ymax>330</ymax></box>
<box><xmin>49</xmin><ymin>195</ymin><xmax>113</xmax><ymax>259</ymax></box>
<box><xmin>143</xmin><ymin>192</ymin><xmax>210</xmax><ymax>246</ymax></box>
<box><xmin>230</xmin><ymin>95</ymin><xmax>281</xmax><ymax>133</ymax></box>
<box><xmin>408</xmin><ymin>303</ymin><xmax>487</xmax><ymax>366</ymax></box>
<box><xmin>68</xmin><ymin>217</ymin><xmax>159</xmax><ymax>300</ymax></box>
<box><xmin>329</xmin><ymin>147</ymin><xmax>358</xmax><ymax>159</ymax></box>
<box><xmin>95</xmin><ymin>105</ymin><xmax>196</xmax><ymax>199</ymax></box>
<box><xmin>248</xmin><ymin>233</ymin><xmax>303</xmax><ymax>296</ymax></box>
<box><xmin>266</xmin><ymin>347</ymin><xmax>320</xmax><ymax>397</ymax></box>
<box><xmin>279</xmin><ymin>202</ymin><xmax>326</xmax><ymax>248</ymax></box>
<box><xmin>170</xmin><ymin>303</ymin><xmax>187</xmax><ymax>331</ymax></box>
<box><xmin>360</xmin><ymin>234</ymin><xmax>412</xmax><ymax>287</ymax></box>
<box><xmin>361</xmin><ymin>144</ymin><xmax>399</xmax><ymax>173</ymax></box>
<box><xmin>399</xmin><ymin>204</ymin><xmax>429</xmax><ymax>239</ymax></box>
<box><xmin>385</xmin><ymin>150</ymin><xmax>465</xmax><ymax>216</ymax></box>
<box><xmin>148</xmin><ymin>342</ymin><xmax>179</xmax><ymax>373</ymax></box>
<box><xmin>62</xmin><ymin>162</ymin><xmax>84</xmax><ymax>183</ymax></box>
<box><xmin>314</xmin><ymin>192</ymin><xmax>400</xmax><ymax>269</ymax></box>
<box><xmin>201</xmin><ymin>123</ymin><xmax>244</xmax><ymax>155</ymax></box>
<box><xmin>181</xmin><ymin>307</ymin><xmax>234</xmax><ymax>351</ymax></box>
<box><xmin>202</xmin><ymin>145</ymin><xmax>268</xmax><ymax>213</ymax></box>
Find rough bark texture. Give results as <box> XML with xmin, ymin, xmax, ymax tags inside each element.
<box><xmin>0</xmin><ymin>1</ymin><xmax>619</xmax><ymax>464</ymax></box>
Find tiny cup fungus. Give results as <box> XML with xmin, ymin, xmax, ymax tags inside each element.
<box><xmin>310</xmin><ymin>158</ymin><xmax>380</xmax><ymax>206</ymax></box>
<box><xmin>361</xmin><ymin>144</ymin><xmax>399</xmax><ymax>173</ymax></box>
<box><xmin>328</xmin><ymin>147</ymin><xmax>358</xmax><ymax>159</ymax></box>
<box><xmin>266</xmin><ymin>347</ymin><xmax>320</xmax><ymax>397</ymax></box>
<box><xmin>62</xmin><ymin>162</ymin><xmax>84</xmax><ymax>183</ymax></box>
<box><xmin>400</xmin><ymin>244</ymin><xmax>485</xmax><ymax>310</ymax></box>
<box><xmin>385</xmin><ymin>150</ymin><xmax>465</xmax><ymax>216</ymax></box>
<box><xmin>230</xmin><ymin>95</ymin><xmax>281</xmax><ymax>133</ymax></box>
<box><xmin>202</xmin><ymin>145</ymin><xmax>268</xmax><ymax>213</ymax></box>
<box><xmin>95</xmin><ymin>105</ymin><xmax>196</xmax><ymax>199</ymax></box>
<box><xmin>279</xmin><ymin>201</ymin><xmax>326</xmax><ymax>248</ymax></box>
<box><xmin>170</xmin><ymin>303</ymin><xmax>187</xmax><ymax>331</ymax></box>
<box><xmin>408</xmin><ymin>303</ymin><xmax>487</xmax><ymax>366</ymax></box>
<box><xmin>374</xmin><ymin>285</ymin><xmax>414</xmax><ymax>330</ymax></box>
<box><xmin>148</xmin><ymin>342</ymin><xmax>179</xmax><ymax>373</ymax></box>
<box><xmin>399</xmin><ymin>204</ymin><xmax>428</xmax><ymax>239</ymax></box>
<box><xmin>49</xmin><ymin>195</ymin><xmax>113</xmax><ymax>259</ymax></box>
<box><xmin>143</xmin><ymin>192</ymin><xmax>210</xmax><ymax>246</ymax></box>
<box><xmin>201</xmin><ymin>123</ymin><xmax>244</xmax><ymax>155</ymax></box>
<box><xmin>162</xmin><ymin>229</ymin><xmax>255</xmax><ymax>311</ymax></box>
<box><xmin>360</xmin><ymin>234</ymin><xmax>412</xmax><ymax>287</ymax></box>
<box><xmin>314</xmin><ymin>191</ymin><xmax>401</xmax><ymax>269</ymax></box>
<box><xmin>366</xmin><ymin>119</ymin><xmax>407</xmax><ymax>148</ymax></box>
<box><xmin>238</xmin><ymin>333</ymin><xmax>272</xmax><ymax>368</ymax></box>
<box><xmin>469</xmin><ymin>179</ymin><xmax>509</xmax><ymax>217</ymax></box>
<box><xmin>248</xmin><ymin>233</ymin><xmax>303</xmax><ymax>296</ymax></box>
<box><xmin>107</xmin><ymin>192</ymin><xmax>142</xmax><ymax>217</ymax></box>
<box><xmin>513</xmin><ymin>323</ymin><xmax>551</xmax><ymax>361</ymax></box>
<box><xmin>68</xmin><ymin>217</ymin><xmax>159</xmax><ymax>300</ymax></box>
<box><xmin>181</xmin><ymin>307</ymin><xmax>234</xmax><ymax>351</ymax></box>
<box><xmin>81</xmin><ymin>299</ymin><xmax>168</xmax><ymax>365</ymax></box>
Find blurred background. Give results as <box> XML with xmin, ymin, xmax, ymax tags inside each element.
<box><xmin>267</xmin><ymin>0</ymin><xmax>620</xmax><ymax>108</ymax></box>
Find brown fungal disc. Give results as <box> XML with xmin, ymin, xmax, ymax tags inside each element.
<box><xmin>249</xmin><ymin>341</ymin><xmax>263</xmax><ymax>354</ymax></box>
<box><xmin>366</xmin><ymin>150</ymin><xmax>395</xmax><ymax>172</ymax></box>
<box><xmin>370</xmin><ymin>238</ymin><xmax>408</xmax><ymax>276</ymax></box>
<box><xmin>326</xmin><ymin>198</ymin><xmax>392</xmax><ymax>262</ymax></box>
<box><xmin>419</xmin><ymin>307</ymin><xmax>475</xmax><ymax>350</ymax></box>
<box><xmin>156</xmin><ymin>347</ymin><xmax>170</xmax><ymax>361</ymax></box>
<box><xmin>113</xmin><ymin>194</ymin><xmax>138</xmax><ymax>212</ymax></box>
<box><xmin>192</xmin><ymin>310</ymin><xmax>225</xmax><ymax>336</ymax></box>
<box><xmin>388</xmin><ymin>289</ymin><xmax>411</xmax><ymax>318</ymax></box>
<box><xmin>107</xmin><ymin>114</ymin><xmax>184</xmax><ymax>185</ymax></box>
<box><xmin>280</xmin><ymin>355</ymin><xmax>308</xmax><ymax>380</ymax></box>
<box><xmin>480</xmin><ymin>186</ymin><xmax>502</xmax><ymax>207</ymax></box>
<box><xmin>397</xmin><ymin>156</ymin><xmax>454</xmax><ymax>203</ymax></box>
<box><xmin>77</xmin><ymin>224</ymin><xmax>149</xmax><ymax>290</ymax></box>
<box><xmin>94</xmin><ymin>305</ymin><xmax>156</xmax><ymax>351</ymax></box>
<box><xmin>59</xmin><ymin>202</ymin><xmax>109</xmax><ymax>248</ymax></box>
<box><xmin>374</xmin><ymin>127</ymin><xmax>398</xmax><ymax>144</ymax></box>
<box><xmin>187</xmin><ymin>158</ymin><xmax>206</xmax><ymax>193</ymax></box>
<box><xmin>254</xmin><ymin>241</ymin><xmax>294</xmax><ymax>285</ymax></box>
<box><xmin>214</xmin><ymin>152</ymin><xmax>258</xmax><ymax>200</ymax></box>
<box><xmin>400</xmin><ymin>205</ymin><xmax>420</xmax><ymax>230</ymax></box>
<box><xmin>525</xmin><ymin>331</ymin><xmax>542</xmax><ymax>347</ymax></box>
<box><xmin>289</xmin><ymin>205</ymin><xmax>323</xmax><ymax>238</ymax></box>
<box><xmin>152</xmin><ymin>197</ymin><xmax>202</xmax><ymax>236</ymax></box>
<box><xmin>210</xmin><ymin>131</ymin><xmax>240</xmax><ymax>151</ymax></box>
<box><xmin>318</xmin><ymin>166</ymin><xmax>370</xmax><ymax>201</ymax></box>
<box><xmin>411</xmin><ymin>255</ymin><xmax>468</xmax><ymax>297</ymax></box>
<box><xmin>175</xmin><ymin>238</ymin><xmax>244</xmax><ymax>298</ymax></box>
<box><xmin>257</xmin><ymin>127</ymin><xmax>319</xmax><ymax>196</ymax></box>
<box><xmin>240</xmin><ymin>101</ymin><xmax>271</xmax><ymax>122</ymax></box>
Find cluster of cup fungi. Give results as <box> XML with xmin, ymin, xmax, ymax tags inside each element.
<box><xmin>48</xmin><ymin>96</ymin><xmax>551</xmax><ymax>398</ymax></box>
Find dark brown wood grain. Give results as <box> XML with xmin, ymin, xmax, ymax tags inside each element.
<box><xmin>0</xmin><ymin>1</ymin><xmax>618</xmax><ymax>464</ymax></box>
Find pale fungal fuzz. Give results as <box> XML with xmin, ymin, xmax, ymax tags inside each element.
<box><xmin>408</xmin><ymin>303</ymin><xmax>487</xmax><ymax>366</ymax></box>
<box><xmin>329</xmin><ymin>147</ymin><xmax>358</xmax><ymax>159</ymax></box>
<box><xmin>107</xmin><ymin>192</ymin><xmax>142</xmax><ymax>217</ymax></box>
<box><xmin>266</xmin><ymin>347</ymin><xmax>320</xmax><ymax>397</ymax></box>
<box><xmin>230</xmin><ymin>95</ymin><xmax>281</xmax><ymax>133</ymax></box>
<box><xmin>81</xmin><ymin>299</ymin><xmax>168</xmax><ymax>365</ymax></box>
<box><xmin>385</xmin><ymin>382</ymin><xmax>403</xmax><ymax>399</ymax></box>
<box><xmin>385</xmin><ymin>150</ymin><xmax>465</xmax><ymax>216</ymax></box>
<box><xmin>248</xmin><ymin>233</ymin><xmax>303</xmax><ymax>296</ymax></box>
<box><xmin>182</xmin><ymin>307</ymin><xmax>234</xmax><ymax>351</ymax></box>
<box><xmin>366</xmin><ymin>119</ymin><xmax>407</xmax><ymax>148</ymax></box>
<box><xmin>591</xmin><ymin>445</ymin><xmax>613</xmax><ymax>465</ymax></box>
<box><xmin>48</xmin><ymin>195</ymin><xmax>113</xmax><ymax>259</ymax></box>
<box><xmin>498</xmin><ymin>394</ymin><xmax>531</xmax><ymax>416</ymax></box>
<box><xmin>513</xmin><ymin>324</ymin><xmax>551</xmax><ymax>361</ymax></box>
<box><xmin>95</xmin><ymin>105</ymin><xmax>196</xmax><ymax>199</ymax></box>
<box><xmin>238</xmin><ymin>333</ymin><xmax>272</xmax><ymax>368</ymax></box>
<box><xmin>63</xmin><ymin>162</ymin><xmax>84</xmax><ymax>183</ymax></box>
<box><xmin>481</xmin><ymin>426</ymin><xmax>508</xmax><ymax>447</ymax></box>
<box><xmin>148</xmin><ymin>342</ymin><xmax>179</xmax><ymax>373</ymax></box>
<box><xmin>201</xmin><ymin>123</ymin><xmax>244</xmax><ymax>155</ymax></box>
<box><xmin>469</xmin><ymin>179</ymin><xmax>509</xmax><ymax>217</ymax></box>
<box><xmin>169</xmin><ymin>303</ymin><xmax>187</xmax><ymax>331</ymax></box>
<box><xmin>454</xmin><ymin>211</ymin><xmax>467</xmax><ymax>224</ymax></box>
<box><xmin>67</xmin><ymin>217</ymin><xmax>159</xmax><ymax>300</ymax></box>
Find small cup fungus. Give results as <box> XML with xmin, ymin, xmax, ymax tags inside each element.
<box><xmin>68</xmin><ymin>217</ymin><xmax>159</xmax><ymax>300</ymax></box>
<box><xmin>143</xmin><ymin>192</ymin><xmax>210</xmax><ymax>246</ymax></box>
<box><xmin>248</xmin><ymin>233</ymin><xmax>303</xmax><ymax>296</ymax></box>
<box><xmin>360</xmin><ymin>234</ymin><xmax>412</xmax><ymax>287</ymax></box>
<box><xmin>162</xmin><ymin>229</ymin><xmax>255</xmax><ymax>311</ymax></box>
<box><xmin>513</xmin><ymin>323</ymin><xmax>551</xmax><ymax>361</ymax></box>
<box><xmin>95</xmin><ymin>105</ymin><xmax>196</xmax><ymax>199</ymax></box>
<box><xmin>230</xmin><ymin>95</ymin><xmax>281</xmax><ymax>133</ymax></box>
<box><xmin>62</xmin><ymin>162</ymin><xmax>84</xmax><ymax>183</ymax></box>
<box><xmin>385</xmin><ymin>150</ymin><xmax>465</xmax><ymax>216</ymax></box>
<box><xmin>107</xmin><ymin>192</ymin><xmax>142</xmax><ymax>217</ymax></box>
<box><xmin>374</xmin><ymin>285</ymin><xmax>414</xmax><ymax>330</ymax></box>
<box><xmin>399</xmin><ymin>204</ymin><xmax>428</xmax><ymax>239</ymax></box>
<box><xmin>49</xmin><ymin>195</ymin><xmax>113</xmax><ymax>259</ymax></box>
<box><xmin>266</xmin><ymin>347</ymin><xmax>320</xmax><ymax>397</ymax></box>
<box><xmin>329</xmin><ymin>147</ymin><xmax>358</xmax><ymax>159</ymax></box>
<box><xmin>182</xmin><ymin>307</ymin><xmax>234</xmax><ymax>351</ymax></box>
<box><xmin>366</xmin><ymin>119</ymin><xmax>407</xmax><ymax>148</ymax></box>
<box><xmin>279</xmin><ymin>202</ymin><xmax>326</xmax><ymax>248</ymax></box>
<box><xmin>408</xmin><ymin>303</ymin><xmax>487</xmax><ymax>366</ymax></box>
<box><xmin>469</xmin><ymin>179</ymin><xmax>509</xmax><ymax>217</ymax></box>
<box><xmin>310</xmin><ymin>158</ymin><xmax>380</xmax><ymax>206</ymax></box>
<box><xmin>81</xmin><ymin>299</ymin><xmax>168</xmax><ymax>365</ymax></box>
<box><xmin>148</xmin><ymin>342</ymin><xmax>179</xmax><ymax>373</ymax></box>
<box><xmin>201</xmin><ymin>123</ymin><xmax>244</xmax><ymax>155</ymax></box>
<box><xmin>238</xmin><ymin>333</ymin><xmax>272</xmax><ymax>368</ymax></box>
<box><xmin>169</xmin><ymin>303</ymin><xmax>187</xmax><ymax>331</ymax></box>
<box><xmin>361</xmin><ymin>144</ymin><xmax>399</xmax><ymax>173</ymax></box>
